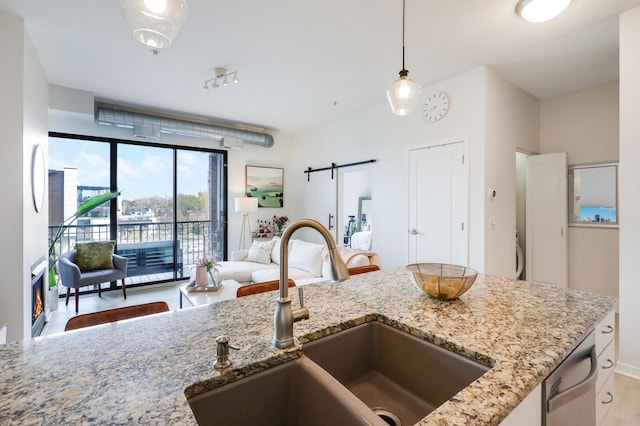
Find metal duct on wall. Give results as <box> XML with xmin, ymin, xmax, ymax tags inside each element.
<box><xmin>95</xmin><ymin>106</ymin><xmax>274</xmax><ymax>148</ymax></box>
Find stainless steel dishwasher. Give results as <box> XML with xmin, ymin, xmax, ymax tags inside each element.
<box><xmin>542</xmin><ymin>329</ymin><xmax>597</xmax><ymax>425</ymax></box>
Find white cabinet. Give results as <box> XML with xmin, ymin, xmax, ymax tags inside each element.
<box><xmin>500</xmin><ymin>384</ymin><xmax>541</xmax><ymax>426</ymax></box>
<box><xmin>596</xmin><ymin>372</ymin><xmax>615</xmax><ymax>426</ymax></box>
<box><xmin>501</xmin><ymin>309</ymin><xmax>616</xmax><ymax>426</ymax></box>
<box><xmin>595</xmin><ymin>309</ymin><xmax>616</xmax><ymax>426</ymax></box>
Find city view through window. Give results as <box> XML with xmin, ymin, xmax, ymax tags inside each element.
<box><xmin>48</xmin><ymin>135</ymin><xmax>226</xmax><ymax>293</ymax></box>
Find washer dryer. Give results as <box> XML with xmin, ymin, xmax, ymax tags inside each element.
<box><xmin>516</xmin><ymin>231</ymin><xmax>524</xmax><ymax>279</ymax></box>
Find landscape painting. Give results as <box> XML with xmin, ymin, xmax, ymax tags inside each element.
<box><xmin>246</xmin><ymin>166</ymin><xmax>284</xmax><ymax>208</ymax></box>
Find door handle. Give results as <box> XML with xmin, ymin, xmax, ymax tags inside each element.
<box><xmin>328</xmin><ymin>214</ymin><xmax>334</xmax><ymax>230</ymax></box>
<box><xmin>409</xmin><ymin>228</ymin><xmax>418</xmax><ymax>235</ymax></box>
<box><xmin>547</xmin><ymin>345</ymin><xmax>598</xmax><ymax>413</ymax></box>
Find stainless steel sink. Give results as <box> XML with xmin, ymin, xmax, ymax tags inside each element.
<box><xmin>187</xmin><ymin>355</ymin><xmax>385</xmax><ymax>426</ymax></box>
<box><xmin>187</xmin><ymin>321</ymin><xmax>490</xmax><ymax>426</ymax></box>
<box><xmin>302</xmin><ymin>321</ymin><xmax>490</xmax><ymax>426</ymax></box>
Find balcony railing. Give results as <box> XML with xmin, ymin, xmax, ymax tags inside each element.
<box><xmin>49</xmin><ymin>220</ymin><xmax>223</xmax><ymax>283</ymax></box>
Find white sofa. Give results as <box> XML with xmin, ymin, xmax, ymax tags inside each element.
<box><xmin>217</xmin><ymin>236</ymin><xmax>380</xmax><ymax>284</ymax></box>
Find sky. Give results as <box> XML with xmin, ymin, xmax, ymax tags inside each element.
<box><xmin>49</xmin><ymin>137</ymin><xmax>215</xmax><ymax>200</ymax></box>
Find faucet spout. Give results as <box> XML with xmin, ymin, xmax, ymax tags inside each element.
<box><xmin>273</xmin><ymin>219</ymin><xmax>350</xmax><ymax>349</ymax></box>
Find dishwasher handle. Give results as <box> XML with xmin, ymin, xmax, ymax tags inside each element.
<box><xmin>547</xmin><ymin>345</ymin><xmax>598</xmax><ymax>413</ymax></box>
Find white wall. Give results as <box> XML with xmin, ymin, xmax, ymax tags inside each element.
<box><xmin>540</xmin><ymin>82</ymin><xmax>619</xmax><ymax>165</ymax></box>
<box><xmin>540</xmin><ymin>82</ymin><xmax>619</xmax><ymax>299</ymax></box>
<box><xmin>0</xmin><ymin>16</ymin><xmax>49</xmax><ymax>342</ymax></box>
<box><xmin>618</xmin><ymin>7</ymin><xmax>640</xmax><ymax>379</ymax></box>
<box><xmin>48</xmin><ymin>107</ymin><xmax>297</xmax><ymax>256</ymax></box>
<box><xmin>484</xmin><ymin>68</ymin><xmax>540</xmax><ymax>278</ymax></box>
<box><xmin>290</xmin><ymin>67</ymin><xmax>540</xmax><ymax>275</ymax></box>
<box><xmin>289</xmin><ymin>68</ymin><xmax>486</xmax><ymax>270</ymax></box>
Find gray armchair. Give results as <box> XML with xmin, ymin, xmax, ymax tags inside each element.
<box><xmin>58</xmin><ymin>250</ymin><xmax>128</xmax><ymax>313</ymax></box>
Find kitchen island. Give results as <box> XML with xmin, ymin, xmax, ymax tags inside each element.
<box><xmin>0</xmin><ymin>269</ymin><xmax>615</xmax><ymax>425</ymax></box>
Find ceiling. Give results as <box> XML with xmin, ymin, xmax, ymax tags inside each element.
<box><xmin>2</xmin><ymin>0</ymin><xmax>640</xmax><ymax>134</ymax></box>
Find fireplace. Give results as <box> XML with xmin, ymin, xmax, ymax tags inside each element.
<box><xmin>31</xmin><ymin>257</ymin><xmax>47</xmax><ymax>337</ymax></box>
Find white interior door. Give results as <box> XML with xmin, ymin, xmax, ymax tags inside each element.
<box><xmin>525</xmin><ymin>153</ymin><xmax>568</xmax><ymax>287</ymax></box>
<box><xmin>305</xmin><ymin>169</ymin><xmax>337</xmax><ymax>244</ymax></box>
<box><xmin>409</xmin><ymin>142</ymin><xmax>468</xmax><ymax>265</ymax></box>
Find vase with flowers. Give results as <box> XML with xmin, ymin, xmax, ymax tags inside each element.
<box><xmin>195</xmin><ymin>255</ymin><xmax>221</xmax><ymax>288</ymax></box>
<box><xmin>273</xmin><ymin>215</ymin><xmax>289</xmax><ymax>234</ymax></box>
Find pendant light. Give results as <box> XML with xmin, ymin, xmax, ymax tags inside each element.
<box><xmin>516</xmin><ymin>0</ymin><xmax>572</xmax><ymax>23</ymax></box>
<box><xmin>387</xmin><ymin>0</ymin><xmax>421</xmax><ymax>116</ymax></box>
<box><xmin>121</xmin><ymin>0</ymin><xmax>189</xmax><ymax>49</ymax></box>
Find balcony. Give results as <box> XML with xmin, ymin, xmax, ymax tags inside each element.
<box><xmin>49</xmin><ymin>220</ymin><xmax>222</xmax><ymax>292</ymax></box>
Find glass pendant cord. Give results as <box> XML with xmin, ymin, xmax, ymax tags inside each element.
<box><xmin>387</xmin><ymin>0</ymin><xmax>421</xmax><ymax>116</ymax></box>
<box><xmin>401</xmin><ymin>0</ymin><xmax>406</xmax><ymax>73</ymax></box>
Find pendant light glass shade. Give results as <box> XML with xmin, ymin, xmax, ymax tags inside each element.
<box><xmin>121</xmin><ymin>0</ymin><xmax>189</xmax><ymax>48</ymax></box>
<box><xmin>387</xmin><ymin>0</ymin><xmax>421</xmax><ymax>116</ymax></box>
<box><xmin>387</xmin><ymin>70</ymin><xmax>422</xmax><ymax>116</ymax></box>
<box><xmin>516</xmin><ymin>0</ymin><xmax>571</xmax><ymax>23</ymax></box>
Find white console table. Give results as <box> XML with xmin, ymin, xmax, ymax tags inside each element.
<box><xmin>179</xmin><ymin>279</ymin><xmax>242</xmax><ymax>308</ymax></box>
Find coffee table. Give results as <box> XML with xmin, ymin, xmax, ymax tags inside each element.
<box><xmin>179</xmin><ymin>279</ymin><xmax>242</xmax><ymax>308</ymax></box>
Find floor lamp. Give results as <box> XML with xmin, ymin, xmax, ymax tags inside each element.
<box><xmin>236</xmin><ymin>197</ymin><xmax>258</xmax><ymax>250</ymax></box>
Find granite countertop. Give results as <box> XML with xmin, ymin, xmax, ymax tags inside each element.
<box><xmin>0</xmin><ymin>268</ymin><xmax>616</xmax><ymax>425</ymax></box>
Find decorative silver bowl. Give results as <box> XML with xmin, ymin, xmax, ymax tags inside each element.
<box><xmin>406</xmin><ymin>263</ymin><xmax>478</xmax><ymax>300</ymax></box>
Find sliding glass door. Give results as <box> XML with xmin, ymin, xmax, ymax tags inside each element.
<box><xmin>48</xmin><ymin>137</ymin><xmax>111</xmax><ymax>255</ymax></box>
<box><xmin>176</xmin><ymin>150</ymin><xmax>226</xmax><ymax>268</ymax></box>
<box><xmin>49</xmin><ymin>133</ymin><xmax>227</xmax><ymax>292</ymax></box>
<box><xmin>116</xmin><ymin>144</ymin><xmax>176</xmax><ymax>285</ymax></box>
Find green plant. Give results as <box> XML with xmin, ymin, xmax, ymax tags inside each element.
<box><xmin>48</xmin><ymin>190</ymin><xmax>122</xmax><ymax>288</ymax></box>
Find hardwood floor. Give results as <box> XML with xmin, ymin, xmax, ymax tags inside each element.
<box><xmin>613</xmin><ymin>314</ymin><xmax>640</xmax><ymax>426</ymax></box>
<box><xmin>41</xmin><ymin>287</ymin><xmax>640</xmax><ymax>425</ymax></box>
<box><xmin>614</xmin><ymin>373</ymin><xmax>640</xmax><ymax>425</ymax></box>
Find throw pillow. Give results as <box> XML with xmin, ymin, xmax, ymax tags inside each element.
<box><xmin>75</xmin><ymin>241</ymin><xmax>115</xmax><ymax>272</ymax></box>
<box><xmin>247</xmin><ymin>239</ymin><xmax>276</xmax><ymax>265</ymax></box>
<box><xmin>271</xmin><ymin>235</ymin><xmax>281</xmax><ymax>264</ymax></box>
<box><xmin>288</xmin><ymin>239</ymin><xmax>324</xmax><ymax>277</ymax></box>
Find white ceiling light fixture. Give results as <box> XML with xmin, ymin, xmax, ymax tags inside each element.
<box><xmin>203</xmin><ymin>67</ymin><xmax>240</xmax><ymax>91</ymax></box>
<box><xmin>515</xmin><ymin>0</ymin><xmax>572</xmax><ymax>23</ymax></box>
<box><xmin>121</xmin><ymin>0</ymin><xmax>189</xmax><ymax>49</ymax></box>
<box><xmin>387</xmin><ymin>0</ymin><xmax>422</xmax><ymax>116</ymax></box>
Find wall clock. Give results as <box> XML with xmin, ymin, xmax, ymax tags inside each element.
<box><xmin>424</xmin><ymin>92</ymin><xmax>449</xmax><ymax>122</ymax></box>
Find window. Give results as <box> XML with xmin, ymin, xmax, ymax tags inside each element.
<box><xmin>49</xmin><ymin>133</ymin><xmax>227</xmax><ymax>293</ymax></box>
<box><xmin>568</xmin><ymin>163</ymin><xmax>618</xmax><ymax>227</ymax></box>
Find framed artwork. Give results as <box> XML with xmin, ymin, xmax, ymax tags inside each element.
<box><xmin>246</xmin><ymin>166</ymin><xmax>284</xmax><ymax>207</ymax></box>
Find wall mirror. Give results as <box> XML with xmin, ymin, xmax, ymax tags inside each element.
<box><xmin>568</xmin><ymin>163</ymin><xmax>618</xmax><ymax>227</ymax></box>
<box><xmin>31</xmin><ymin>144</ymin><xmax>46</xmax><ymax>213</ymax></box>
<box><xmin>338</xmin><ymin>168</ymin><xmax>372</xmax><ymax>250</ymax></box>
<box><xmin>358</xmin><ymin>196</ymin><xmax>372</xmax><ymax>231</ymax></box>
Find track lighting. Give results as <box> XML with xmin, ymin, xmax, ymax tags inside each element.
<box><xmin>203</xmin><ymin>67</ymin><xmax>239</xmax><ymax>91</ymax></box>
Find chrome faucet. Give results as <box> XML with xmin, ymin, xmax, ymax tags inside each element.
<box><xmin>273</xmin><ymin>219</ymin><xmax>350</xmax><ymax>349</ymax></box>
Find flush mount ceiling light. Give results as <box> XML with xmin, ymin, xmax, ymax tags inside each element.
<box><xmin>387</xmin><ymin>0</ymin><xmax>422</xmax><ymax>116</ymax></box>
<box><xmin>515</xmin><ymin>0</ymin><xmax>572</xmax><ymax>23</ymax></box>
<box><xmin>121</xmin><ymin>0</ymin><xmax>189</xmax><ymax>49</ymax></box>
<box><xmin>202</xmin><ymin>68</ymin><xmax>240</xmax><ymax>91</ymax></box>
